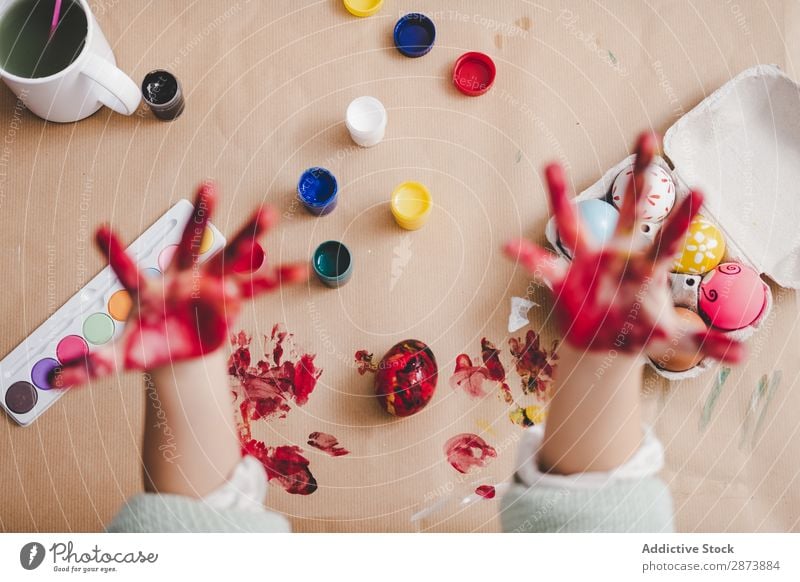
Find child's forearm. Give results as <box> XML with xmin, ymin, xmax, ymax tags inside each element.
<box><xmin>142</xmin><ymin>350</ymin><xmax>241</xmax><ymax>497</ymax></box>
<box><xmin>539</xmin><ymin>343</ymin><xmax>645</xmax><ymax>475</ymax></box>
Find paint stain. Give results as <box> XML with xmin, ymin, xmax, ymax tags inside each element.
<box><xmin>509</xmin><ymin>330</ymin><xmax>559</xmax><ymax>398</ymax></box>
<box><xmin>354</xmin><ymin>350</ymin><xmax>377</xmax><ymax>375</ymax></box>
<box><xmin>494</xmin><ymin>34</ymin><xmax>504</xmax><ymax>50</ymax></box>
<box><xmin>515</xmin><ymin>16</ymin><xmax>531</xmax><ymax>30</ymax></box>
<box><xmin>607</xmin><ymin>50</ymin><xmax>617</xmax><ymax>65</ymax></box>
<box><xmin>229</xmin><ymin>325</ymin><xmax>322</xmax><ymax>423</ymax></box>
<box><xmin>739</xmin><ymin>370</ymin><xmax>782</xmax><ymax>449</ymax></box>
<box><xmin>699</xmin><ymin>366</ymin><xmax>731</xmax><ymax>430</ymax></box>
<box><xmin>450</xmin><ymin>332</ymin><xmax>559</xmax><ymax>426</ymax></box>
<box><xmin>242</xmin><ymin>439</ymin><xmax>317</xmax><ymax>495</ymax></box>
<box><xmin>307</xmin><ymin>432</ymin><xmax>350</xmax><ymax>457</ymax></box>
<box><xmin>475</xmin><ymin>485</ymin><xmax>496</xmax><ymax>499</ymax></box>
<box><xmin>444</xmin><ymin>433</ymin><xmax>497</xmax><ymax>473</ymax></box>
<box><xmin>515</xmin><ymin>150</ymin><xmax>522</xmax><ymax>164</ymax></box>
<box><xmin>450</xmin><ymin>354</ymin><xmax>493</xmax><ymax>398</ymax></box>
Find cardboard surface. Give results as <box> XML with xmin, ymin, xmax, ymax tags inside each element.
<box><xmin>0</xmin><ymin>0</ymin><xmax>798</xmax><ymax>532</ymax></box>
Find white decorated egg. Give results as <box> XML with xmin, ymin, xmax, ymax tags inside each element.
<box><xmin>610</xmin><ymin>163</ymin><xmax>676</xmax><ymax>223</ymax></box>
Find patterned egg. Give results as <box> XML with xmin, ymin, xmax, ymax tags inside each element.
<box><xmin>647</xmin><ymin>307</ymin><xmax>707</xmax><ymax>372</ymax></box>
<box><xmin>610</xmin><ymin>163</ymin><xmax>676</xmax><ymax>222</ymax></box>
<box><xmin>672</xmin><ymin>216</ymin><xmax>726</xmax><ymax>275</ymax></box>
<box><xmin>375</xmin><ymin>339</ymin><xmax>438</xmax><ymax>417</ymax></box>
<box><xmin>699</xmin><ymin>263</ymin><xmax>767</xmax><ymax>331</ymax></box>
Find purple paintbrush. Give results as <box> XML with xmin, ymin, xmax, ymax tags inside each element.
<box><xmin>49</xmin><ymin>0</ymin><xmax>62</xmax><ymax>39</ymax></box>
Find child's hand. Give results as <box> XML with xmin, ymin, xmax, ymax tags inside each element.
<box><xmin>505</xmin><ymin>133</ymin><xmax>743</xmax><ymax>364</ymax></box>
<box><xmin>52</xmin><ymin>183</ymin><xmax>308</xmax><ymax>387</ymax></box>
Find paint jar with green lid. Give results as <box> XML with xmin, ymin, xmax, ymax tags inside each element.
<box><xmin>313</xmin><ymin>241</ymin><xmax>352</xmax><ymax>288</ymax></box>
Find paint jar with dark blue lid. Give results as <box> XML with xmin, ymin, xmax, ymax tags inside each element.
<box><xmin>313</xmin><ymin>241</ymin><xmax>353</xmax><ymax>287</ymax></box>
<box><xmin>298</xmin><ymin>167</ymin><xmax>339</xmax><ymax>215</ymax></box>
<box><xmin>393</xmin><ymin>13</ymin><xmax>436</xmax><ymax>58</ymax></box>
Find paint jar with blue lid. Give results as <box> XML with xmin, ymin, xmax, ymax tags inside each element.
<box><xmin>394</xmin><ymin>13</ymin><xmax>436</xmax><ymax>58</ymax></box>
<box><xmin>313</xmin><ymin>241</ymin><xmax>353</xmax><ymax>288</ymax></box>
<box><xmin>298</xmin><ymin>167</ymin><xmax>338</xmax><ymax>215</ymax></box>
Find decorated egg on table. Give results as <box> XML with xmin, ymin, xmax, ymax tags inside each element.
<box><xmin>699</xmin><ymin>263</ymin><xmax>767</xmax><ymax>331</ymax></box>
<box><xmin>610</xmin><ymin>163</ymin><xmax>676</xmax><ymax>222</ymax></box>
<box><xmin>647</xmin><ymin>307</ymin><xmax>707</xmax><ymax>372</ymax></box>
<box><xmin>672</xmin><ymin>216</ymin><xmax>726</xmax><ymax>275</ymax></box>
<box><xmin>560</xmin><ymin>199</ymin><xmax>619</xmax><ymax>256</ymax></box>
<box><xmin>375</xmin><ymin>339</ymin><xmax>438</xmax><ymax>417</ymax></box>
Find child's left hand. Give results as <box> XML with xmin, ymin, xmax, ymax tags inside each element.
<box><xmin>52</xmin><ymin>183</ymin><xmax>308</xmax><ymax>387</ymax></box>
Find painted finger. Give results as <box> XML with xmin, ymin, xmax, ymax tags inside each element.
<box><xmin>48</xmin><ymin>344</ymin><xmax>121</xmax><ymax>389</ymax></box>
<box><xmin>545</xmin><ymin>163</ymin><xmax>587</xmax><ymax>255</ymax></box>
<box><xmin>614</xmin><ymin>132</ymin><xmax>657</xmax><ymax>238</ymax></box>
<box><xmin>693</xmin><ymin>329</ymin><xmax>745</xmax><ymax>364</ymax></box>
<box><xmin>236</xmin><ymin>263</ymin><xmax>310</xmax><ymax>298</ymax></box>
<box><xmin>227</xmin><ymin>239</ymin><xmax>266</xmax><ymax>274</ymax></box>
<box><xmin>173</xmin><ymin>181</ymin><xmax>217</xmax><ymax>271</ymax></box>
<box><xmin>503</xmin><ymin>238</ymin><xmax>565</xmax><ymax>285</ymax></box>
<box><xmin>207</xmin><ymin>205</ymin><xmax>277</xmax><ymax>276</ymax></box>
<box><xmin>646</xmin><ymin>189</ymin><xmax>704</xmax><ymax>265</ymax></box>
<box><xmin>96</xmin><ymin>225</ymin><xmax>143</xmax><ymax>294</ymax></box>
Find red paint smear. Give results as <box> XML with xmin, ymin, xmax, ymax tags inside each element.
<box><xmin>449</xmin><ymin>354</ymin><xmax>492</xmax><ymax>398</ymax></box>
<box><xmin>444</xmin><ymin>433</ymin><xmax>497</xmax><ymax>473</ymax></box>
<box><xmin>475</xmin><ymin>485</ymin><xmax>496</xmax><ymax>499</ymax></box>
<box><xmin>480</xmin><ymin>338</ymin><xmax>514</xmax><ymax>404</ymax></box>
<box><xmin>242</xmin><ymin>439</ymin><xmax>317</xmax><ymax>495</ymax></box>
<box><xmin>228</xmin><ymin>325</ymin><xmax>322</xmax><ymax>422</ymax></box>
<box><xmin>307</xmin><ymin>432</ymin><xmax>350</xmax><ymax>457</ymax></box>
<box><xmin>354</xmin><ymin>350</ymin><xmax>377</xmax><ymax>375</ymax></box>
<box><xmin>509</xmin><ymin>330</ymin><xmax>559</xmax><ymax>397</ymax></box>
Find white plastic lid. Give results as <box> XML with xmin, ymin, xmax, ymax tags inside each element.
<box><xmin>664</xmin><ymin>65</ymin><xmax>800</xmax><ymax>289</ymax></box>
<box><xmin>346</xmin><ymin>96</ymin><xmax>387</xmax><ymax>136</ymax></box>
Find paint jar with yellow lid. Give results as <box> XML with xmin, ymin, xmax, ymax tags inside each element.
<box><xmin>390</xmin><ymin>181</ymin><xmax>432</xmax><ymax>230</ymax></box>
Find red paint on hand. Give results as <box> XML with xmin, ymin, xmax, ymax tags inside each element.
<box><xmin>504</xmin><ymin>133</ymin><xmax>745</xmax><ymax>363</ymax></box>
<box><xmin>444</xmin><ymin>433</ymin><xmax>497</xmax><ymax>473</ymax></box>
<box><xmin>307</xmin><ymin>432</ymin><xmax>350</xmax><ymax>457</ymax></box>
<box><xmin>50</xmin><ymin>183</ymin><xmax>308</xmax><ymax>389</ymax></box>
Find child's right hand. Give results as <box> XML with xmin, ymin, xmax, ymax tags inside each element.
<box><xmin>504</xmin><ymin>133</ymin><xmax>743</xmax><ymax>365</ymax></box>
<box><xmin>52</xmin><ymin>183</ymin><xmax>308</xmax><ymax>388</ymax></box>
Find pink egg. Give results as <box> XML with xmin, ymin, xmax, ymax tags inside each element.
<box><xmin>699</xmin><ymin>263</ymin><xmax>767</xmax><ymax>331</ymax></box>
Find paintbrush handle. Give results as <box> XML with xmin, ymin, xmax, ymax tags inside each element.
<box><xmin>49</xmin><ymin>0</ymin><xmax>63</xmax><ymax>37</ymax></box>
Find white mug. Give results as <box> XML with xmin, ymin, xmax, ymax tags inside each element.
<box><xmin>0</xmin><ymin>0</ymin><xmax>140</xmax><ymax>122</ymax></box>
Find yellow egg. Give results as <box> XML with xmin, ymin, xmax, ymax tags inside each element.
<box><xmin>672</xmin><ymin>216</ymin><xmax>726</xmax><ymax>275</ymax></box>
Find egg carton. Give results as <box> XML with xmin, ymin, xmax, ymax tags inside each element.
<box><xmin>544</xmin><ymin>64</ymin><xmax>800</xmax><ymax>380</ymax></box>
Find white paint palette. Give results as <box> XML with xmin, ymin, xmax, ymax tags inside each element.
<box><xmin>0</xmin><ymin>200</ymin><xmax>226</xmax><ymax>426</ymax></box>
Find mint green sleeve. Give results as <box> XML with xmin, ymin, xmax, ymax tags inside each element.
<box><xmin>499</xmin><ymin>425</ymin><xmax>675</xmax><ymax>533</ymax></box>
<box><xmin>107</xmin><ymin>456</ymin><xmax>291</xmax><ymax>533</ymax></box>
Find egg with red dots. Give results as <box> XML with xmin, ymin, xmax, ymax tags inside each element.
<box><xmin>610</xmin><ymin>163</ymin><xmax>676</xmax><ymax>222</ymax></box>
<box><xmin>698</xmin><ymin>263</ymin><xmax>768</xmax><ymax>331</ymax></box>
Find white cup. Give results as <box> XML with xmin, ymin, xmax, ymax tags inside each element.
<box><xmin>0</xmin><ymin>0</ymin><xmax>140</xmax><ymax>122</ymax></box>
<box><xmin>345</xmin><ymin>96</ymin><xmax>387</xmax><ymax>147</ymax></box>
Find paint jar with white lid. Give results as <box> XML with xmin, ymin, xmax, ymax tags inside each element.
<box><xmin>345</xmin><ymin>96</ymin><xmax>387</xmax><ymax>147</ymax></box>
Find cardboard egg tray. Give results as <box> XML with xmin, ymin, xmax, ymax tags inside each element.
<box><xmin>544</xmin><ymin>65</ymin><xmax>800</xmax><ymax>379</ymax></box>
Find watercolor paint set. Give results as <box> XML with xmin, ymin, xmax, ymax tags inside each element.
<box><xmin>0</xmin><ymin>200</ymin><xmax>225</xmax><ymax>426</ymax></box>
<box><xmin>545</xmin><ymin>65</ymin><xmax>800</xmax><ymax>379</ymax></box>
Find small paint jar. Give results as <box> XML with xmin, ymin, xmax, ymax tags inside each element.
<box><xmin>343</xmin><ymin>0</ymin><xmax>383</xmax><ymax>17</ymax></box>
<box><xmin>313</xmin><ymin>241</ymin><xmax>353</xmax><ymax>287</ymax></box>
<box><xmin>393</xmin><ymin>13</ymin><xmax>436</xmax><ymax>58</ymax></box>
<box><xmin>345</xmin><ymin>96</ymin><xmax>387</xmax><ymax>147</ymax></box>
<box><xmin>141</xmin><ymin>70</ymin><xmax>184</xmax><ymax>120</ymax></box>
<box><xmin>298</xmin><ymin>167</ymin><xmax>338</xmax><ymax>215</ymax></box>
<box><xmin>391</xmin><ymin>181</ymin><xmax>432</xmax><ymax>230</ymax></box>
